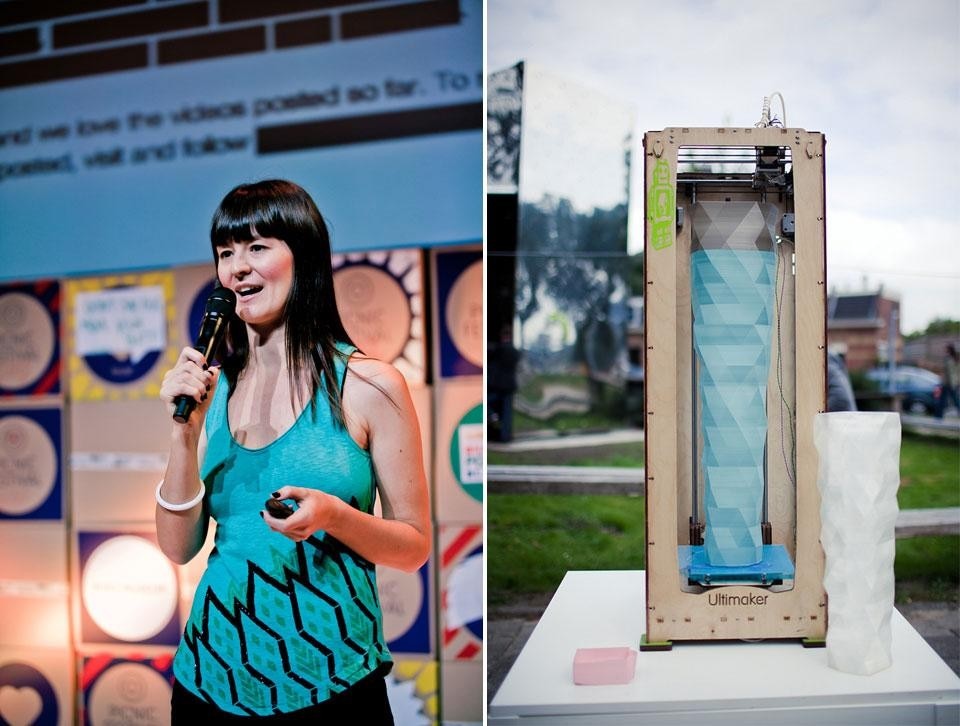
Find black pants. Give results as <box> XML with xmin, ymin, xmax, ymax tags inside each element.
<box><xmin>171</xmin><ymin>669</ymin><xmax>394</xmax><ymax>724</ymax></box>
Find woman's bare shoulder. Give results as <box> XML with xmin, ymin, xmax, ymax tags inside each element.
<box><xmin>344</xmin><ymin>353</ymin><xmax>408</xmax><ymax>400</ymax></box>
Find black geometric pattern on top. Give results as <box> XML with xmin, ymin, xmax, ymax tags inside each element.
<box><xmin>179</xmin><ymin>506</ymin><xmax>387</xmax><ymax>716</ymax></box>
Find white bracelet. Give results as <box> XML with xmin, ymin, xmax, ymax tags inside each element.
<box><xmin>156</xmin><ymin>480</ymin><xmax>206</xmax><ymax>511</ymax></box>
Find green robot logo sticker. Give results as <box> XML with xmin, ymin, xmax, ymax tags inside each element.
<box><xmin>647</xmin><ymin>158</ymin><xmax>675</xmax><ymax>250</ymax></box>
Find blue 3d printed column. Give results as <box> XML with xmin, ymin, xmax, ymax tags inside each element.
<box><xmin>691</xmin><ymin>202</ymin><xmax>778</xmax><ymax>566</ymax></box>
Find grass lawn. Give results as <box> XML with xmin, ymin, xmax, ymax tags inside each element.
<box><xmin>488</xmin><ymin>431</ymin><xmax>959</xmax><ymax>607</ymax></box>
<box><xmin>487</xmin><ymin>493</ymin><xmax>646</xmax><ymax>606</ymax></box>
<box><xmin>895</xmin><ymin>433</ymin><xmax>960</xmax><ymax>602</ymax></box>
<box><xmin>897</xmin><ymin>432</ymin><xmax>960</xmax><ymax>508</ymax></box>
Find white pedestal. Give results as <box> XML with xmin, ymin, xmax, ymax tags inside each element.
<box><xmin>490</xmin><ymin>570</ymin><xmax>960</xmax><ymax>724</ymax></box>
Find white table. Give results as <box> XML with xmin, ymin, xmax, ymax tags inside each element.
<box><xmin>490</xmin><ymin>570</ymin><xmax>960</xmax><ymax>724</ymax></box>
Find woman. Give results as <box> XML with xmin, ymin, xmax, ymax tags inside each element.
<box><xmin>157</xmin><ymin>179</ymin><xmax>430</xmax><ymax>722</ymax></box>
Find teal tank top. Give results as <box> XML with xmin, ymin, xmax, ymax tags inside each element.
<box><xmin>172</xmin><ymin>343</ymin><xmax>391</xmax><ymax>716</ymax></box>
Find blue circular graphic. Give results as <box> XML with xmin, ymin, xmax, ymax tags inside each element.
<box><xmin>84</xmin><ymin>351</ymin><xmax>159</xmax><ymax>385</ymax></box>
<box><xmin>0</xmin><ymin>662</ymin><xmax>59</xmax><ymax>725</ymax></box>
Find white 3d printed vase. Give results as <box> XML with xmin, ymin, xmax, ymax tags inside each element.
<box><xmin>814</xmin><ymin>412</ymin><xmax>900</xmax><ymax>675</ymax></box>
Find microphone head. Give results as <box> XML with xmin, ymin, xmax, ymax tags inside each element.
<box><xmin>205</xmin><ymin>286</ymin><xmax>236</xmax><ymax>317</ymax></box>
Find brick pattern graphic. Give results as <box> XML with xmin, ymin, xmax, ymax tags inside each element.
<box><xmin>341</xmin><ymin>0</ymin><xmax>460</xmax><ymax>39</ymax></box>
<box><xmin>0</xmin><ymin>27</ymin><xmax>41</xmax><ymax>58</ymax></box>
<box><xmin>258</xmin><ymin>101</ymin><xmax>481</xmax><ymax>154</ymax></box>
<box><xmin>0</xmin><ymin>0</ymin><xmax>462</xmax><ymax>90</ymax></box>
<box><xmin>53</xmin><ymin>2</ymin><xmax>208</xmax><ymax>49</ymax></box>
<box><xmin>275</xmin><ymin>15</ymin><xmax>332</xmax><ymax>49</ymax></box>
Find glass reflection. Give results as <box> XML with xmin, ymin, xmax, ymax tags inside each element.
<box><xmin>487</xmin><ymin>62</ymin><xmax>635</xmax><ymax>437</ymax></box>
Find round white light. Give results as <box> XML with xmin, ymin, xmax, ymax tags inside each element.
<box><xmin>82</xmin><ymin>535</ymin><xmax>178</xmax><ymax>642</ymax></box>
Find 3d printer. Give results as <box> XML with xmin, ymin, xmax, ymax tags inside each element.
<box><xmin>642</xmin><ymin>118</ymin><xmax>827</xmax><ymax>648</ymax></box>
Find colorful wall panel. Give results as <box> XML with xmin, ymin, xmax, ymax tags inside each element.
<box><xmin>438</xmin><ymin>524</ymin><xmax>483</xmax><ymax>662</ymax></box>
<box><xmin>377</xmin><ymin>561</ymin><xmax>435</xmax><ymax>658</ymax></box>
<box><xmin>79</xmin><ymin>653</ymin><xmax>174</xmax><ymax>726</ymax></box>
<box><xmin>433</xmin><ymin>382</ymin><xmax>483</xmax><ymax>522</ymax></box>
<box><xmin>432</xmin><ymin>248</ymin><xmax>483</xmax><ymax>379</ymax></box>
<box><xmin>0</xmin><ymin>404</ymin><xmax>64</xmax><ymax>521</ymax></box>
<box><xmin>0</xmin><ymin>648</ymin><xmax>74</xmax><ymax>726</ymax></box>
<box><xmin>69</xmin><ymin>400</ymin><xmax>170</xmax><ymax>527</ymax></box>
<box><xmin>332</xmin><ymin>250</ymin><xmax>426</xmax><ymax>385</ymax></box>
<box><xmin>65</xmin><ymin>273</ymin><xmax>178</xmax><ymax>403</ymax></box>
<box><xmin>0</xmin><ymin>523</ymin><xmax>69</xmax><ymax>650</ymax></box>
<box><xmin>386</xmin><ymin>659</ymin><xmax>438</xmax><ymax>726</ymax></box>
<box><xmin>73</xmin><ymin>530</ymin><xmax>181</xmax><ymax>650</ymax></box>
<box><xmin>0</xmin><ymin>281</ymin><xmax>61</xmax><ymax>398</ymax></box>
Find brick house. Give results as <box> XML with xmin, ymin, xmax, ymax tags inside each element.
<box><xmin>827</xmin><ymin>289</ymin><xmax>902</xmax><ymax>373</ymax></box>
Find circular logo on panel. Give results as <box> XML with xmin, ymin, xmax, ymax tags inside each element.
<box><xmin>0</xmin><ymin>662</ymin><xmax>59</xmax><ymax>726</ymax></box>
<box><xmin>449</xmin><ymin>404</ymin><xmax>483</xmax><ymax>502</ymax></box>
<box><xmin>0</xmin><ymin>416</ymin><xmax>57</xmax><ymax>516</ymax></box>
<box><xmin>376</xmin><ymin>566</ymin><xmax>424</xmax><ymax>643</ymax></box>
<box><xmin>0</xmin><ymin>292</ymin><xmax>56</xmax><ymax>391</ymax></box>
<box><xmin>333</xmin><ymin>266</ymin><xmax>412</xmax><ymax>363</ymax></box>
<box><xmin>87</xmin><ymin>662</ymin><xmax>171</xmax><ymax>726</ymax></box>
<box><xmin>82</xmin><ymin>536</ymin><xmax>178</xmax><ymax>642</ymax></box>
<box><xmin>444</xmin><ymin>261</ymin><xmax>482</xmax><ymax>367</ymax></box>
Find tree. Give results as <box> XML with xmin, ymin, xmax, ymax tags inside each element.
<box><xmin>905</xmin><ymin>317</ymin><xmax>960</xmax><ymax>340</ymax></box>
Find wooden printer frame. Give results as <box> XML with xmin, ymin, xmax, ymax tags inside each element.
<box><xmin>643</xmin><ymin>127</ymin><xmax>827</xmax><ymax>646</ymax></box>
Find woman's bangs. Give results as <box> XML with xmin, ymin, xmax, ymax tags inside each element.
<box><xmin>211</xmin><ymin>196</ymin><xmax>282</xmax><ymax>247</ymax></box>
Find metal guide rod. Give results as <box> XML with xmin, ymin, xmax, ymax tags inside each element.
<box><xmin>691</xmin><ymin>306</ymin><xmax>699</xmax><ymax>532</ymax></box>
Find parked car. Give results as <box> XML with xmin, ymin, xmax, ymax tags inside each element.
<box><xmin>865</xmin><ymin>366</ymin><xmax>943</xmax><ymax>415</ymax></box>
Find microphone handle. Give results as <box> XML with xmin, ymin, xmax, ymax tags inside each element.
<box><xmin>172</xmin><ymin>394</ymin><xmax>197</xmax><ymax>424</ymax></box>
<box><xmin>172</xmin><ymin>315</ymin><xmax>227</xmax><ymax>424</ymax></box>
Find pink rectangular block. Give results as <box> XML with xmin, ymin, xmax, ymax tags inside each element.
<box><xmin>573</xmin><ymin>647</ymin><xmax>637</xmax><ymax>685</ymax></box>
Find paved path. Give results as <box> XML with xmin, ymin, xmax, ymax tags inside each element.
<box><xmin>488</xmin><ymin>428</ymin><xmax>644</xmax><ymax>453</ymax></box>
<box><xmin>902</xmin><ymin>412</ymin><xmax>960</xmax><ymax>439</ymax></box>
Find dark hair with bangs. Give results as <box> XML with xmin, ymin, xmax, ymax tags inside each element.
<box><xmin>210</xmin><ymin>179</ymin><xmax>354</xmax><ymax>426</ymax></box>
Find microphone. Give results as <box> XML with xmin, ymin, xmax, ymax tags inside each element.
<box><xmin>173</xmin><ymin>285</ymin><xmax>236</xmax><ymax>423</ymax></box>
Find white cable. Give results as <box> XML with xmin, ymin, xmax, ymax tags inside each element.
<box><xmin>754</xmin><ymin>92</ymin><xmax>787</xmax><ymax>128</ymax></box>
<box><xmin>769</xmin><ymin>91</ymin><xmax>787</xmax><ymax>127</ymax></box>
<box><xmin>755</xmin><ymin>96</ymin><xmax>771</xmax><ymax>127</ymax></box>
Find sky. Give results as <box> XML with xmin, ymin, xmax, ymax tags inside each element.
<box><xmin>488</xmin><ymin>0</ymin><xmax>960</xmax><ymax>334</ymax></box>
